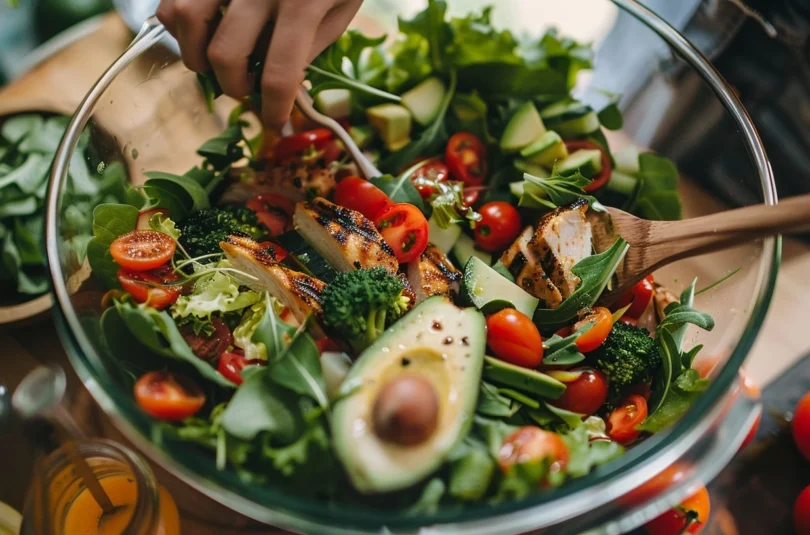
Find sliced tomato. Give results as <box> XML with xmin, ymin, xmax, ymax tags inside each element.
<box><xmin>333</xmin><ymin>176</ymin><xmax>394</xmax><ymax>221</ymax></box>
<box><xmin>316</xmin><ymin>337</ymin><xmax>341</xmax><ymax>354</ymax></box>
<box><xmin>645</xmin><ymin>486</ymin><xmax>711</xmax><ymax>535</ymax></box>
<box><xmin>474</xmin><ymin>201</ymin><xmax>522</xmax><ymax>252</ymax></box>
<box><xmin>246</xmin><ymin>193</ymin><xmax>295</xmax><ymax>217</ymax></box>
<box><xmin>608</xmin><ymin>394</ymin><xmax>648</xmax><ymax>445</ymax></box>
<box><xmin>793</xmin><ymin>392</ymin><xmax>810</xmax><ymax>461</ymax></box>
<box><xmin>273</xmin><ymin>128</ymin><xmax>334</xmax><ymax>160</ymax></box>
<box><xmin>550</xmin><ymin>368</ymin><xmax>608</xmax><ymax>416</ymax></box>
<box><xmin>486</xmin><ymin>308</ymin><xmax>543</xmax><ymax>368</ymax></box>
<box><xmin>445</xmin><ymin>132</ymin><xmax>488</xmax><ymax>184</ymax></box>
<box><xmin>573</xmin><ymin>307</ymin><xmax>614</xmax><ymax>353</ymax></box>
<box><xmin>795</xmin><ymin>486</ymin><xmax>810</xmax><ymax>535</ymax></box>
<box><xmin>117</xmin><ymin>266</ymin><xmax>182</xmax><ymax>310</ymax></box>
<box><xmin>136</xmin><ymin>208</ymin><xmax>170</xmax><ymax>231</ymax></box>
<box><xmin>498</xmin><ymin>426</ymin><xmax>568</xmax><ymax>475</ymax></box>
<box><xmin>375</xmin><ymin>203</ymin><xmax>429</xmax><ymax>263</ymax></box>
<box><xmin>110</xmin><ymin>230</ymin><xmax>177</xmax><ymax>271</ymax></box>
<box><xmin>218</xmin><ymin>350</ymin><xmax>266</xmax><ymax>385</ymax></box>
<box><xmin>409</xmin><ymin>159</ymin><xmax>449</xmax><ymax>199</ymax></box>
<box><xmin>615</xmin><ymin>274</ymin><xmax>655</xmax><ymax>319</ymax></box>
<box><xmin>179</xmin><ymin>317</ymin><xmax>233</xmax><ymax>366</ymax></box>
<box><xmin>134</xmin><ymin>371</ymin><xmax>205</xmax><ymax>421</ymax></box>
<box><xmin>563</xmin><ymin>140</ymin><xmax>611</xmax><ymax>192</ymax></box>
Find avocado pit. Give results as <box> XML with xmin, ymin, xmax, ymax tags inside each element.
<box><xmin>372</xmin><ymin>374</ymin><xmax>439</xmax><ymax>446</ymax></box>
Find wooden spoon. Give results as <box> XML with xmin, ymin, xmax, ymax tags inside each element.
<box><xmin>593</xmin><ymin>194</ymin><xmax>810</xmax><ymax>303</ymax></box>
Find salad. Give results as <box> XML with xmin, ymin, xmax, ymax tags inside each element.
<box><xmin>90</xmin><ymin>1</ymin><xmax>721</xmax><ymax>511</ymax></box>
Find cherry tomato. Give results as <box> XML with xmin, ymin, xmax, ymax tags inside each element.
<box><xmin>462</xmin><ymin>186</ymin><xmax>482</xmax><ymax>207</ymax></box>
<box><xmin>486</xmin><ymin>308</ymin><xmax>544</xmax><ymax>368</ymax></box>
<box><xmin>180</xmin><ymin>317</ymin><xmax>233</xmax><ymax>365</ymax></box>
<box><xmin>218</xmin><ymin>350</ymin><xmax>266</xmax><ymax>385</ymax></box>
<box><xmin>333</xmin><ymin>176</ymin><xmax>394</xmax><ymax>222</ymax></box>
<box><xmin>136</xmin><ymin>207</ymin><xmax>170</xmax><ymax>231</ymax></box>
<box><xmin>631</xmin><ymin>381</ymin><xmax>652</xmax><ymax>401</ymax></box>
<box><xmin>134</xmin><ymin>371</ymin><xmax>205</xmax><ymax>421</ymax></box>
<box><xmin>110</xmin><ymin>230</ymin><xmax>177</xmax><ymax>271</ymax></box>
<box><xmin>498</xmin><ymin>426</ymin><xmax>568</xmax><ymax>474</ymax></box>
<box><xmin>550</xmin><ymin>368</ymin><xmax>608</xmax><ymax>416</ymax></box>
<box><xmin>316</xmin><ymin>337</ymin><xmax>341</xmax><ymax>354</ymax></box>
<box><xmin>247</xmin><ymin>193</ymin><xmax>295</xmax><ymax>236</ymax></box>
<box><xmin>375</xmin><ymin>203</ymin><xmax>429</xmax><ymax>263</ymax></box>
<box><xmin>474</xmin><ymin>201</ymin><xmax>522</xmax><ymax>252</ymax></box>
<box><xmin>623</xmin><ymin>463</ymin><xmax>689</xmax><ymax>506</ymax></box>
<box><xmin>409</xmin><ymin>159</ymin><xmax>449</xmax><ymax>199</ymax></box>
<box><xmin>117</xmin><ymin>266</ymin><xmax>181</xmax><ymax>310</ymax></box>
<box><xmin>608</xmin><ymin>394</ymin><xmax>648</xmax><ymax>445</ymax></box>
<box><xmin>445</xmin><ymin>132</ymin><xmax>488</xmax><ymax>185</ymax></box>
<box><xmin>321</xmin><ymin>140</ymin><xmax>343</xmax><ymax>164</ymax></box>
<box><xmin>573</xmin><ymin>307</ymin><xmax>614</xmax><ymax>353</ymax></box>
<box><xmin>619</xmin><ymin>316</ymin><xmax>638</xmax><ymax>326</ymax></box>
<box><xmin>645</xmin><ymin>486</ymin><xmax>711</xmax><ymax>535</ymax></box>
<box><xmin>563</xmin><ymin>140</ymin><xmax>611</xmax><ymax>192</ymax></box>
<box><xmin>795</xmin><ymin>486</ymin><xmax>810</xmax><ymax>535</ymax></box>
<box><xmin>616</xmin><ymin>275</ymin><xmax>655</xmax><ymax>319</ymax></box>
<box><xmin>793</xmin><ymin>392</ymin><xmax>810</xmax><ymax>461</ymax></box>
<box><xmin>273</xmin><ymin>129</ymin><xmax>334</xmax><ymax>160</ymax></box>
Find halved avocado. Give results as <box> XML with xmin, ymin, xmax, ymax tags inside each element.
<box><xmin>332</xmin><ymin>297</ymin><xmax>485</xmax><ymax>493</ymax></box>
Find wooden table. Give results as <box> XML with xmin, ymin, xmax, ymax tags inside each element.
<box><xmin>1</xmin><ymin>12</ymin><xmax>809</xmax><ymax>535</ymax></box>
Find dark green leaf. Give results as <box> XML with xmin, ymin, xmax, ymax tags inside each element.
<box><xmin>560</xmin><ymin>425</ymin><xmax>623</xmax><ymax>478</ymax></box>
<box><xmin>519</xmin><ymin>169</ymin><xmax>604</xmax><ymax>211</ymax></box>
<box><xmin>221</xmin><ymin>367</ymin><xmax>298</xmax><ymax>441</ymax></box>
<box><xmin>637</xmin><ymin>369</ymin><xmax>709</xmax><ymax>433</ymax></box>
<box><xmin>1</xmin><ymin>114</ymin><xmax>43</xmax><ymax>144</ymax></box>
<box><xmin>369</xmin><ymin>173</ymin><xmax>427</xmax><ymax>214</ymax></box>
<box><xmin>629</xmin><ymin>153</ymin><xmax>682</xmax><ymax>221</ymax></box>
<box><xmin>545</xmin><ymin>402</ymin><xmax>584</xmax><ymax>429</ymax></box>
<box><xmin>13</xmin><ymin>217</ymin><xmax>43</xmax><ymax>265</ymax></box>
<box><xmin>144</xmin><ymin>171</ymin><xmax>211</xmax><ymax>213</ymax></box>
<box><xmin>0</xmin><ymin>196</ymin><xmax>37</xmax><ymax>218</ymax></box>
<box><xmin>1</xmin><ymin>233</ymin><xmax>48</xmax><ymax>295</ymax></box>
<box><xmin>542</xmin><ymin>330</ymin><xmax>586</xmax><ymax>367</ymax></box>
<box><xmin>250</xmin><ymin>293</ymin><xmax>296</xmax><ymax>361</ymax></box>
<box><xmin>398</xmin><ymin>0</ymin><xmax>452</xmax><ymax>72</ymax></box>
<box><xmin>268</xmin><ymin>324</ymin><xmax>329</xmax><ymax>409</ymax></box>
<box><xmin>18</xmin><ymin>117</ymin><xmax>69</xmax><ymax>154</ymax></box>
<box><xmin>196</xmin><ymin>123</ymin><xmax>245</xmax><ymax>170</ymax></box>
<box><xmin>406</xmin><ymin>478</ymin><xmax>446</xmax><ymax>515</ymax></box>
<box><xmin>477</xmin><ymin>381</ymin><xmax>516</xmax><ymax>417</ymax></box>
<box><xmin>448</xmin><ymin>446</ymin><xmax>495</xmax><ymax>501</ymax></box>
<box><xmin>261</xmin><ymin>420</ymin><xmax>331</xmax><ymax>476</ymax></box>
<box><xmin>497</xmin><ymin>388</ymin><xmax>539</xmax><ymax>409</ymax></box>
<box><xmin>647</xmin><ymin>329</ymin><xmax>678</xmax><ymax>415</ymax></box>
<box><xmin>449</xmin><ymin>7</ymin><xmax>520</xmax><ymax>67</ymax></box>
<box><xmin>0</xmin><ymin>153</ymin><xmax>49</xmax><ymax>194</ymax></box>
<box><xmin>451</xmin><ymin>92</ymin><xmax>495</xmax><ymax>143</ymax></box>
<box><xmin>86</xmin><ymin>203</ymin><xmax>139</xmax><ymax>288</ymax></box>
<box><xmin>457</xmin><ymin>63</ymin><xmax>568</xmax><ymax>100</ymax></box>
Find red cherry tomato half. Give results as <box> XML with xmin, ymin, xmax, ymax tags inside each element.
<box><xmin>136</xmin><ymin>207</ymin><xmax>170</xmax><ymax>231</ymax></box>
<box><xmin>333</xmin><ymin>176</ymin><xmax>394</xmax><ymax>222</ymax></box>
<box><xmin>498</xmin><ymin>426</ymin><xmax>568</xmax><ymax>475</ymax></box>
<box><xmin>117</xmin><ymin>266</ymin><xmax>182</xmax><ymax>310</ymax></box>
<box><xmin>445</xmin><ymin>132</ymin><xmax>488</xmax><ymax>185</ymax></box>
<box><xmin>273</xmin><ymin>128</ymin><xmax>334</xmax><ymax>160</ymax></box>
<box><xmin>134</xmin><ymin>371</ymin><xmax>205</xmax><ymax>421</ymax></box>
<box><xmin>409</xmin><ymin>159</ymin><xmax>449</xmax><ymax>199</ymax></box>
<box><xmin>795</xmin><ymin>486</ymin><xmax>810</xmax><ymax>535</ymax></box>
<box><xmin>474</xmin><ymin>201</ymin><xmax>522</xmax><ymax>252</ymax></box>
<box><xmin>218</xmin><ymin>351</ymin><xmax>266</xmax><ymax>385</ymax></box>
<box><xmin>486</xmin><ymin>308</ymin><xmax>544</xmax><ymax>368</ymax></box>
<box><xmin>563</xmin><ymin>140</ymin><xmax>611</xmax><ymax>192</ymax></box>
<box><xmin>321</xmin><ymin>140</ymin><xmax>343</xmax><ymax>164</ymax></box>
<box><xmin>110</xmin><ymin>230</ymin><xmax>177</xmax><ymax>271</ymax></box>
<box><xmin>573</xmin><ymin>307</ymin><xmax>614</xmax><ymax>353</ymax></box>
<box><xmin>247</xmin><ymin>193</ymin><xmax>295</xmax><ymax>236</ymax></box>
<box><xmin>374</xmin><ymin>203</ymin><xmax>429</xmax><ymax>263</ymax></box>
<box><xmin>550</xmin><ymin>368</ymin><xmax>609</xmax><ymax>416</ymax></box>
<box><xmin>608</xmin><ymin>394</ymin><xmax>648</xmax><ymax>445</ymax></box>
<box><xmin>793</xmin><ymin>392</ymin><xmax>810</xmax><ymax>461</ymax></box>
<box><xmin>645</xmin><ymin>486</ymin><xmax>711</xmax><ymax>535</ymax></box>
<box><xmin>615</xmin><ymin>275</ymin><xmax>655</xmax><ymax>319</ymax></box>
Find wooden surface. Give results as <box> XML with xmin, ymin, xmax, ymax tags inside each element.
<box><xmin>1</xmin><ymin>11</ymin><xmax>809</xmax><ymax>535</ymax></box>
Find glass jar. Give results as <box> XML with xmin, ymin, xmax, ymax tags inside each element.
<box><xmin>24</xmin><ymin>439</ymin><xmax>179</xmax><ymax>535</ymax></box>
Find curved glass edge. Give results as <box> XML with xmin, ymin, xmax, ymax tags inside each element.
<box><xmin>44</xmin><ymin>4</ymin><xmax>781</xmax><ymax>534</ymax></box>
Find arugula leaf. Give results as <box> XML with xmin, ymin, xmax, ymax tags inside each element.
<box><xmin>519</xmin><ymin>169</ymin><xmax>604</xmax><ymax>211</ymax></box>
<box><xmin>533</xmin><ymin>238</ymin><xmax>629</xmax><ymax>326</ymax></box>
<box><xmin>251</xmin><ymin>293</ymin><xmax>296</xmax><ymax>361</ymax></box>
<box><xmin>560</xmin><ymin>425</ymin><xmax>624</xmax><ymax>479</ymax></box>
<box><xmin>637</xmin><ymin>369</ymin><xmax>709</xmax><ymax>433</ymax></box>
<box><xmin>196</xmin><ymin>123</ymin><xmax>245</xmax><ymax>170</ymax></box>
<box><xmin>86</xmin><ymin>203</ymin><xmax>139</xmax><ymax>288</ymax></box>
<box><xmin>398</xmin><ymin>0</ymin><xmax>453</xmax><ymax>72</ymax></box>
<box><xmin>221</xmin><ymin>367</ymin><xmax>298</xmax><ymax>441</ymax></box>
<box><xmin>369</xmin><ymin>173</ymin><xmax>427</xmax><ymax>214</ymax></box>
<box><xmin>629</xmin><ymin>153</ymin><xmax>682</xmax><ymax>221</ymax></box>
<box><xmin>267</xmin><ymin>322</ymin><xmax>329</xmax><ymax>410</ymax></box>
<box><xmin>448</xmin><ymin>442</ymin><xmax>496</xmax><ymax>501</ymax></box>
<box><xmin>542</xmin><ymin>328</ymin><xmax>588</xmax><ymax>367</ymax></box>
<box><xmin>261</xmin><ymin>420</ymin><xmax>331</xmax><ymax>476</ymax></box>
<box><xmin>477</xmin><ymin>381</ymin><xmax>516</xmax><ymax>417</ymax></box>
<box><xmin>449</xmin><ymin>7</ymin><xmax>520</xmax><ymax>67</ymax></box>
<box><xmin>647</xmin><ymin>329</ymin><xmax>678</xmax><ymax>415</ymax></box>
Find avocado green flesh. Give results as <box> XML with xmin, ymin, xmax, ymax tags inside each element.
<box><xmin>366</xmin><ymin>103</ymin><xmax>413</xmax><ymax>149</ymax></box>
<box><xmin>482</xmin><ymin>356</ymin><xmax>566</xmax><ymax>399</ymax></box>
<box><xmin>462</xmin><ymin>256</ymin><xmax>539</xmax><ymax>319</ymax></box>
<box><xmin>332</xmin><ymin>297</ymin><xmax>486</xmax><ymax>494</ymax></box>
<box><xmin>401</xmin><ymin>77</ymin><xmax>447</xmax><ymax>126</ymax></box>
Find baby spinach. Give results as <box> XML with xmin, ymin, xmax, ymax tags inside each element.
<box><xmin>637</xmin><ymin>369</ymin><xmax>709</xmax><ymax>433</ymax></box>
<box><xmin>86</xmin><ymin>203</ymin><xmax>139</xmax><ymax>289</ymax></box>
<box><xmin>221</xmin><ymin>367</ymin><xmax>298</xmax><ymax>441</ymax></box>
<box><xmin>628</xmin><ymin>153</ymin><xmax>682</xmax><ymax>221</ymax></box>
<box><xmin>370</xmin><ymin>173</ymin><xmax>427</xmax><ymax>215</ymax></box>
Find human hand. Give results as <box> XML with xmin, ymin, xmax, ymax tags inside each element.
<box><xmin>157</xmin><ymin>0</ymin><xmax>363</xmax><ymax>128</ymax></box>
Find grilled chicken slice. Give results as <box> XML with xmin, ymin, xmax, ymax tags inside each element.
<box><xmin>529</xmin><ymin>199</ymin><xmax>593</xmax><ymax>299</ymax></box>
<box><xmin>499</xmin><ymin>227</ymin><xmax>563</xmax><ymax>309</ymax></box>
<box><xmin>219</xmin><ymin>162</ymin><xmax>337</xmax><ymax>204</ymax></box>
<box><xmin>294</xmin><ymin>197</ymin><xmax>399</xmax><ymax>274</ymax></box>
<box><xmin>407</xmin><ymin>244</ymin><xmax>462</xmax><ymax>303</ymax></box>
<box><xmin>220</xmin><ymin>235</ymin><xmax>326</xmax><ymax>338</ymax></box>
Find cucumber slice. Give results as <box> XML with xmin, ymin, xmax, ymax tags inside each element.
<box><xmin>514</xmin><ymin>159</ymin><xmax>550</xmax><ymax>178</ymax></box>
<box><xmin>482</xmin><ymin>356</ymin><xmax>566</xmax><ymax>399</ymax></box>
<box><xmin>557</xmin><ymin>149</ymin><xmax>603</xmax><ymax>178</ymax></box>
<box><xmin>520</xmin><ymin>131</ymin><xmax>568</xmax><ymax>167</ymax></box>
<box><xmin>606</xmin><ymin>170</ymin><xmax>639</xmax><ymax>197</ymax></box>
<box><xmin>613</xmin><ymin>146</ymin><xmax>641</xmax><ymax>175</ymax></box>
<box><xmin>401</xmin><ymin>77</ymin><xmax>447</xmax><ymax>126</ymax></box>
<box><xmin>428</xmin><ymin>216</ymin><xmax>462</xmax><ymax>254</ymax></box>
<box><xmin>500</xmin><ymin>102</ymin><xmax>546</xmax><ymax>152</ymax></box>
<box><xmin>315</xmin><ymin>89</ymin><xmax>351</xmax><ymax>119</ymax></box>
<box><xmin>462</xmin><ymin>256</ymin><xmax>539</xmax><ymax>318</ymax></box>
<box><xmin>451</xmin><ymin>233</ymin><xmax>491</xmax><ymax>268</ymax></box>
<box><xmin>509</xmin><ymin>181</ymin><xmax>525</xmax><ymax>198</ymax></box>
<box><xmin>540</xmin><ymin>101</ymin><xmax>600</xmax><ymax>137</ymax></box>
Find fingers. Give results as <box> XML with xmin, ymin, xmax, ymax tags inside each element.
<box><xmin>260</xmin><ymin>0</ymin><xmax>331</xmax><ymax>127</ymax></box>
<box><xmin>207</xmin><ymin>0</ymin><xmax>276</xmax><ymax>99</ymax></box>
<box><xmin>308</xmin><ymin>0</ymin><xmax>364</xmax><ymax>62</ymax></box>
<box><xmin>155</xmin><ymin>0</ymin><xmax>178</xmax><ymax>35</ymax></box>
<box><xmin>171</xmin><ymin>0</ymin><xmax>223</xmax><ymax>73</ymax></box>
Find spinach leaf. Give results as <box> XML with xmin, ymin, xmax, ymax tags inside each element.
<box><xmin>398</xmin><ymin>0</ymin><xmax>453</xmax><ymax>72</ymax></box>
<box><xmin>0</xmin><ymin>196</ymin><xmax>36</xmax><ymax>218</ymax></box>
<box><xmin>13</xmin><ymin>217</ymin><xmax>43</xmax><ymax>265</ymax></box>
<box><xmin>0</xmin><ymin>153</ymin><xmax>49</xmax><ymax>194</ymax></box>
<box><xmin>221</xmin><ymin>367</ymin><xmax>299</xmax><ymax>441</ymax></box>
<box><xmin>629</xmin><ymin>153</ymin><xmax>682</xmax><ymax>221</ymax></box>
<box><xmin>533</xmin><ymin>238</ymin><xmax>629</xmax><ymax>326</ymax></box>
<box><xmin>144</xmin><ymin>171</ymin><xmax>210</xmax><ymax>213</ymax></box>
<box><xmin>261</xmin><ymin>420</ymin><xmax>331</xmax><ymax>477</ymax></box>
<box><xmin>196</xmin><ymin>123</ymin><xmax>245</xmax><ymax>170</ymax></box>
<box><xmin>637</xmin><ymin>369</ymin><xmax>709</xmax><ymax>433</ymax></box>
<box><xmin>86</xmin><ymin>203</ymin><xmax>139</xmax><ymax>288</ymax></box>
<box><xmin>560</xmin><ymin>425</ymin><xmax>624</xmax><ymax>479</ymax></box>
<box><xmin>18</xmin><ymin>116</ymin><xmax>69</xmax><ymax>154</ymax></box>
<box><xmin>448</xmin><ymin>442</ymin><xmax>495</xmax><ymax>501</ymax></box>
<box><xmin>457</xmin><ymin>63</ymin><xmax>568</xmax><ymax>100</ymax></box>
<box><xmin>1</xmin><ymin>233</ymin><xmax>48</xmax><ymax>294</ymax></box>
<box><xmin>370</xmin><ymin>173</ymin><xmax>427</xmax><ymax>214</ymax></box>
<box><xmin>519</xmin><ymin>169</ymin><xmax>605</xmax><ymax>211</ymax></box>
<box><xmin>477</xmin><ymin>381</ymin><xmax>516</xmax><ymax>417</ymax></box>
<box><xmin>542</xmin><ymin>328</ymin><xmax>587</xmax><ymax>367</ymax></box>
<box><xmin>1</xmin><ymin>114</ymin><xmax>43</xmax><ymax>143</ymax></box>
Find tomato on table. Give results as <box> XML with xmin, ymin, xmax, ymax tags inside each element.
<box><xmin>117</xmin><ymin>266</ymin><xmax>182</xmax><ymax>310</ymax></box>
<box><xmin>573</xmin><ymin>307</ymin><xmax>614</xmax><ymax>353</ymax></box>
<box><xmin>334</xmin><ymin>176</ymin><xmax>394</xmax><ymax>221</ymax></box>
<box><xmin>498</xmin><ymin>426</ymin><xmax>568</xmax><ymax>474</ymax></box>
<box><xmin>474</xmin><ymin>201</ymin><xmax>522</xmax><ymax>252</ymax></box>
<box><xmin>273</xmin><ymin>128</ymin><xmax>334</xmax><ymax>160</ymax></box>
<box><xmin>486</xmin><ymin>308</ymin><xmax>543</xmax><ymax>368</ymax></box>
<box><xmin>793</xmin><ymin>392</ymin><xmax>810</xmax><ymax>461</ymax></box>
<box><xmin>247</xmin><ymin>193</ymin><xmax>295</xmax><ymax>236</ymax></box>
<box><xmin>445</xmin><ymin>132</ymin><xmax>488</xmax><ymax>185</ymax></box>
<box><xmin>134</xmin><ymin>371</ymin><xmax>205</xmax><ymax>421</ymax></box>
<box><xmin>409</xmin><ymin>158</ymin><xmax>449</xmax><ymax>199</ymax></box>
<box><xmin>563</xmin><ymin>140</ymin><xmax>611</xmax><ymax>192</ymax></box>
<box><xmin>375</xmin><ymin>203</ymin><xmax>429</xmax><ymax>263</ymax></box>
<box><xmin>645</xmin><ymin>486</ymin><xmax>711</xmax><ymax>535</ymax></box>
<box><xmin>795</xmin><ymin>486</ymin><xmax>810</xmax><ymax>535</ymax></box>
<box><xmin>615</xmin><ymin>275</ymin><xmax>655</xmax><ymax>319</ymax></box>
<box><xmin>608</xmin><ymin>394</ymin><xmax>648</xmax><ymax>445</ymax></box>
<box><xmin>110</xmin><ymin>230</ymin><xmax>176</xmax><ymax>271</ymax></box>
<box><xmin>218</xmin><ymin>350</ymin><xmax>266</xmax><ymax>385</ymax></box>
<box><xmin>550</xmin><ymin>368</ymin><xmax>608</xmax><ymax>416</ymax></box>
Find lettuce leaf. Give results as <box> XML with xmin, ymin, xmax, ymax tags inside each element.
<box><xmin>171</xmin><ymin>264</ymin><xmax>262</xmax><ymax>323</ymax></box>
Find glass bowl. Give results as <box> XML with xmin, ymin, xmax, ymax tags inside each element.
<box><xmin>45</xmin><ymin>1</ymin><xmax>779</xmax><ymax>533</ymax></box>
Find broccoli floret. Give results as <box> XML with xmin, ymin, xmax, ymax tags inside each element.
<box><xmin>320</xmin><ymin>268</ymin><xmax>411</xmax><ymax>353</ymax></box>
<box><xmin>590</xmin><ymin>322</ymin><xmax>661</xmax><ymax>403</ymax></box>
<box><xmin>179</xmin><ymin>207</ymin><xmax>266</xmax><ymax>259</ymax></box>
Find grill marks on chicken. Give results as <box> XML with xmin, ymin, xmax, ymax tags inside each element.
<box><xmin>407</xmin><ymin>244</ymin><xmax>462</xmax><ymax>303</ymax></box>
<box><xmin>500</xmin><ymin>227</ymin><xmax>564</xmax><ymax>309</ymax></box>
